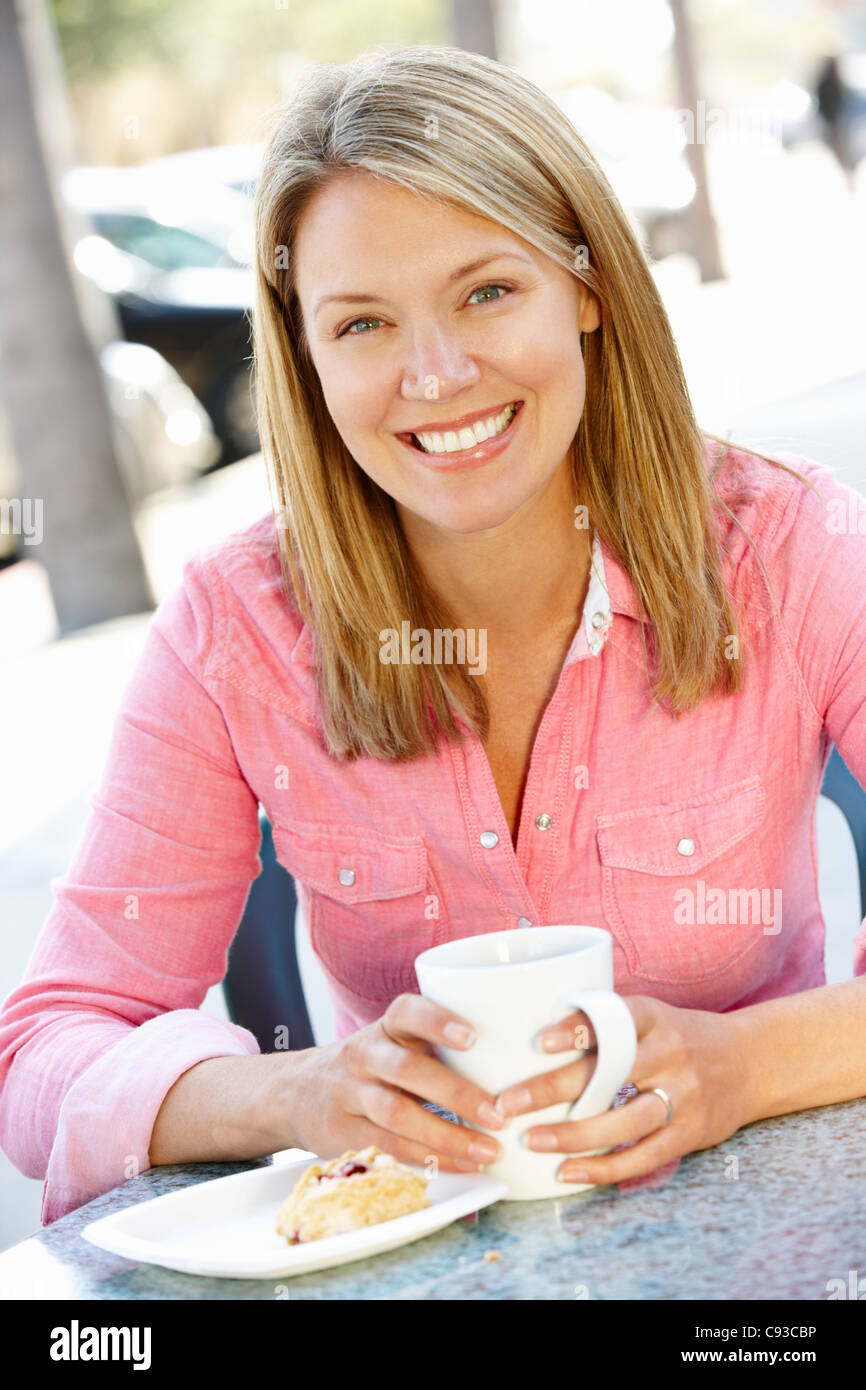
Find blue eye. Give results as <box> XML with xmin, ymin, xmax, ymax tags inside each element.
<box><xmin>336</xmin><ymin>283</ymin><xmax>513</xmax><ymax>338</ymax></box>
<box><xmin>339</xmin><ymin>315</ymin><xmax>384</xmax><ymax>338</ymax></box>
<box><xmin>467</xmin><ymin>282</ymin><xmax>511</xmax><ymax>305</ymax></box>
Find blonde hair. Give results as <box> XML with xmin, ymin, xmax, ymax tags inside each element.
<box><xmin>252</xmin><ymin>43</ymin><xmax>818</xmax><ymax>761</ymax></box>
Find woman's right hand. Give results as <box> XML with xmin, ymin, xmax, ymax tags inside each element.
<box><xmin>266</xmin><ymin>993</ymin><xmax>506</xmax><ymax>1172</ymax></box>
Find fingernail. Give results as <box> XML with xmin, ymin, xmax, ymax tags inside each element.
<box><xmin>469</xmin><ymin>1139</ymin><xmax>500</xmax><ymax>1164</ymax></box>
<box><xmin>539</xmin><ymin>1031</ymin><xmax>565</xmax><ymax>1052</ymax></box>
<box><xmin>443</xmin><ymin>1022</ymin><xmax>476</xmax><ymax>1048</ymax></box>
<box><xmin>527</xmin><ymin>1130</ymin><xmax>558</xmax><ymax>1151</ymax></box>
<box><xmin>477</xmin><ymin>1101</ymin><xmax>505</xmax><ymax>1130</ymax></box>
<box><xmin>559</xmin><ymin>1167</ymin><xmax>591</xmax><ymax>1183</ymax></box>
<box><xmin>454</xmin><ymin>1157</ymin><xmax>483</xmax><ymax>1172</ymax></box>
<box><xmin>496</xmin><ymin>1086</ymin><xmax>533</xmax><ymax>1117</ymax></box>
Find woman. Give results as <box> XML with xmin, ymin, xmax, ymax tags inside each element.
<box><xmin>2</xmin><ymin>45</ymin><xmax>865</xmax><ymax>1224</ymax></box>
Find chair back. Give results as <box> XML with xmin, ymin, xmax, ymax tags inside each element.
<box><xmin>222</xmin><ymin>810</ymin><xmax>314</xmax><ymax>1054</ymax></box>
<box><xmin>821</xmin><ymin>745</ymin><xmax>866</xmax><ymax>921</ymax></box>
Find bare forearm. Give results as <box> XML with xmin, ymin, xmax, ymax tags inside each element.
<box><xmin>148</xmin><ymin>1052</ymin><xmax>306</xmax><ymax>1166</ymax></box>
<box><xmin>729</xmin><ymin>977</ymin><xmax>866</xmax><ymax>1126</ymax></box>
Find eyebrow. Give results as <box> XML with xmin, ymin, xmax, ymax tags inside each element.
<box><xmin>312</xmin><ymin>250</ymin><xmax>535</xmax><ymax>318</ymax></box>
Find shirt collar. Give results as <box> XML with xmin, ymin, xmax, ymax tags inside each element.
<box><xmin>561</xmin><ymin>528</ymin><xmax>613</xmax><ymax>666</ymax></box>
<box><xmin>289</xmin><ymin>528</ymin><xmax>646</xmax><ymax>669</ymax></box>
<box><xmin>598</xmin><ymin>531</ymin><xmax>648</xmax><ymax>625</ymax></box>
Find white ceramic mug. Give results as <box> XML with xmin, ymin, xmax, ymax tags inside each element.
<box><xmin>414</xmin><ymin>925</ymin><xmax>637</xmax><ymax>1200</ymax></box>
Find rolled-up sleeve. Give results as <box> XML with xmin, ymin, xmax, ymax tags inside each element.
<box><xmin>0</xmin><ymin>552</ymin><xmax>263</xmax><ymax>1224</ymax></box>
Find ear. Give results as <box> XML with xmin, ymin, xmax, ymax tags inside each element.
<box><xmin>577</xmin><ymin>285</ymin><xmax>601</xmax><ymax>334</ymax></box>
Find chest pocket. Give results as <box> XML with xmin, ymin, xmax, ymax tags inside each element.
<box><xmin>269</xmin><ymin>818</ymin><xmax>442</xmax><ymax>1006</ymax></box>
<box><xmin>596</xmin><ymin>774</ymin><xmax>773</xmax><ymax>985</ymax></box>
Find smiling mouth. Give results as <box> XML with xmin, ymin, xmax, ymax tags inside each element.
<box><xmin>398</xmin><ymin>400</ymin><xmax>523</xmax><ymax>459</ymax></box>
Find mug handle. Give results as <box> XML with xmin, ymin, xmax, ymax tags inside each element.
<box><xmin>556</xmin><ymin>988</ymin><xmax>637</xmax><ymax>1124</ymax></box>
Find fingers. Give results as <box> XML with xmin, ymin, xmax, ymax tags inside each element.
<box><xmin>335</xmin><ymin>995</ymin><xmax>508</xmax><ymax>1171</ymax></box>
<box><xmin>371</xmin><ymin>993</ymin><xmax>506</xmax><ymax>1133</ymax></box>
<box><xmin>536</xmin><ymin>995</ymin><xmax>659</xmax><ymax>1055</ymax></box>
<box><xmin>518</xmin><ymin>1086</ymin><xmax>680</xmax><ymax>1186</ymax></box>
<box><xmin>381</xmin><ymin>993</ymin><xmax>478</xmax><ymax>1051</ymax></box>
<box><xmin>342</xmin><ymin>1116</ymin><xmax>488</xmax><ymax>1174</ymax></box>
<box><xmin>341</xmin><ymin>994</ymin><xmax>674</xmax><ymax>1180</ymax></box>
<box><xmin>369</xmin><ymin>1030</ymin><xmax>505</xmax><ymax>1133</ymax></box>
<box><xmin>502</xmin><ymin>994</ymin><xmax>669</xmax><ymax>1121</ymax></box>
<box><xmin>535</xmin><ymin>1010</ymin><xmax>598</xmax><ymax>1055</ymax></box>
<box><xmin>496</xmin><ymin>1052</ymin><xmax>597</xmax><ymax>1116</ymax></box>
<box><xmin>521</xmin><ymin>1085</ymin><xmax>670</xmax><ymax>1151</ymax></box>
<box><xmin>354</xmin><ymin>1081</ymin><xmax>502</xmax><ymax>1169</ymax></box>
<box><xmin>555</xmin><ymin>1109</ymin><xmax>681</xmax><ymax>1185</ymax></box>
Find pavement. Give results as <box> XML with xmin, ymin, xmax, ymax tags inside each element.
<box><xmin>1</xmin><ymin>136</ymin><xmax>865</xmax><ymax>1253</ymax></box>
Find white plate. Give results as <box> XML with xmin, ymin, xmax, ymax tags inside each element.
<box><xmin>80</xmin><ymin>1157</ymin><xmax>509</xmax><ymax>1278</ymax></box>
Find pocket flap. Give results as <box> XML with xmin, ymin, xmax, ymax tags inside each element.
<box><xmin>269</xmin><ymin>818</ymin><xmax>428</xmax><ymax>904</ymax></box>
<box><xmin>596</xmin><ymin>775</ymin><xmax>766</xmax><ymax>875</ymax></box>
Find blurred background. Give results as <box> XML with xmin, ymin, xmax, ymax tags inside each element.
<box><xmin>2</xmin><ymin>0</ymin><xmax>866</xmax><ymax>1250</ymax></box>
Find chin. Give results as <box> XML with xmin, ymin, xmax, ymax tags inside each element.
<box><xmin>415</xmin><ymin>496</ymin><xmax>531</xmax><ymax>536</ymax></box>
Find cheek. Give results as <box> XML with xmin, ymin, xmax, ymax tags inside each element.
<box><xmin>529</xmin><ymin>343</ymin><xmax>586</xmax><ymax>443</ymax></box>
<box><xmin>511</xmin><ymin>321</ymin><xmax>585</xmax><ymax>399</ymax></box>
<box><xmin>312</xmin><ymin>350</ymin><xmax>382</xmax><ymax>434</ymax></box>
<box><xmin>321</xmin><ymin>382</ymin><xmax>371</xmax><ymax>436</ymax></box>
<box><xmin>568</xmin><ymin>355</ymin><xmax>587</xmax><ymax>418</ymax></box>
<box><xmin>317</xmin><ymin>367</ymin><xmax>407</xmax><ymax>492</ymax></box>
<box><xmin>555</xmin><ymin>345</ymin><xmax>587</xmax><ymax>428</ymax></box>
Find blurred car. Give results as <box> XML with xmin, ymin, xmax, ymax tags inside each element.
<box><xmin>143</xmin><ymin>142</ymin><xmax>265</xmax><ymax>200</ymax></box>
<box><xmin>552</xmin><ymin>86</ymin><xmax>697</xmax><ymax>262</ymax></box>
<box><xmin>62</xmin><ymin>163</ymin><xmax>258</xmax><ymax>465</ymax></box>
<box><xmin>100</xmin><ymin>340</ymin><xmax>221</xmax><ymax>500</ymax></box>
<box><xmin>146</xmin><ymin>119</ymin><xmax>695</xmax><ymax>263</ymax></box>
<box><xmin>142</xmin><ymin>110</ymin><xmax>698</xmax><ymax>267</ymax></box>
<box><xmin>0</xmin><ymin>341</ymin><xmax>219</xmax><ymax>564</ymax></box>
<box><xmin>777</xmin><ymin>54</ymin><xmax>866</xmax><ymax>166</ymax></box>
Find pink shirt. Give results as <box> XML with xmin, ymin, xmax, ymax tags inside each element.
<box><xmin>2</xmin><ymin>439</ymin><xmax>865</xmax><ymax>1224</ymax></box>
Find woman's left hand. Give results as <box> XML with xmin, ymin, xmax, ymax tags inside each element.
<box><xmin>494</xmin><ymin>995</ymin><xmax>752</xmax><ymax>1184</ymax></box>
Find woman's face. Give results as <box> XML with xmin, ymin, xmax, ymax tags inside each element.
<box><xmin>293</xmin><ymin>169</ymin><xmax>600</xmax><ymax>537</ymax></box>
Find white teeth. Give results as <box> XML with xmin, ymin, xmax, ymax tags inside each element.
<box><xmin>412</xmin><ymin>402</ymin><xmax>518</xmax><ymax>454</ymax></box>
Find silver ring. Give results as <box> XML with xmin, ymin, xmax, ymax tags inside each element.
<box><xmin>646</xmin><ymin>1086</ymin><xmax>674</xmax><ymax>1125</ymax></box>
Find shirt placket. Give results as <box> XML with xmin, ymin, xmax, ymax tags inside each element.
<box><xmin>448</xmin><ymin>728</ymin><xmax>537</xmax><ymax>925</ymax></box>
<box><xmin>448</xmin><ymin>529</ymin><xmax>613</xmax><ymax>931</ymax></box>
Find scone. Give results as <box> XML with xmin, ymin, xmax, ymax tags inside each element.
<box><xmin>275</xmin><ymin>1145</ymin><xmax>431</xmax><ymax>1244</ymax></box>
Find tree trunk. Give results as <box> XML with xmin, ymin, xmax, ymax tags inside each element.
<box><xmin>450</xmin><ymin>0</ymin><xmax>499</xmax><ymax>58</ymax></box>
<box><xmin>669</xmin><ymin>0</ymin><xmax>726</xmax><ymax>283</ymax></box>
<box><xmin>0</xmin><ymin>0</ymin><xmax>153</xmax><ymax>632</ymax></box>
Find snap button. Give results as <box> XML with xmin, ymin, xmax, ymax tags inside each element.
<box><xmin>591</xmin><ymin>611</ymin><xmax>606</xmax><ymax>629</ymax></box>
<box><xmin>535</xmin><ymin>813</ymin><xmax>553</xmax><ymax>831</ymax></box>
<box><xmin>338</xmin><ymin>868</ymin><xmax>356</xmax><ymax>886</ymax></box>
<box><xmin>517</xmin><ymin>916</ymin><xmax>532</xmax><ymax>929</ymax></box>
<box><xmin>480</xmin><ymin>830</ymin><xmax>499</xmax><ymax>849</ymax></box>
<box><xmin>677</xmin><ymin>838</ymin><xmax>696</xmax><ymax>857</ymax></box>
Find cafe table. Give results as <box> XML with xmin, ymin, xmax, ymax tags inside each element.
<box><xmin>1</xmin><ymin>1095</ymin><xmax>865</xmax><ymax>1300</ymax></box>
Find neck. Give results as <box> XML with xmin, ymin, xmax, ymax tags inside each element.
<box><xmin>397</xmin><ymin>455</ymin><xmax>592</xmax><ymax>645</ymax></box>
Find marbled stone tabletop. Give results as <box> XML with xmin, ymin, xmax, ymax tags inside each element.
<box><xmin>1</xmin><ymin>1097</ymin><xmax>865</xmax><ymax>1300</ymax></box>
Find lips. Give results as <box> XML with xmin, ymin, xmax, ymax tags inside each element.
<box><xmin>395</xmin><ymin>399</ymin><xmax>525</xmax><ymax>470</ymax></box>
<box><xmin>396</xmin><ymin>399</ymin><xmax>522</xmax><ymax>441</ymax></box>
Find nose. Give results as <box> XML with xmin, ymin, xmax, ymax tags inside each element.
<box><xmin>399</xmin><ymin>320</ymin><xmax>480</xmax><ymax>403</ymax></box>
